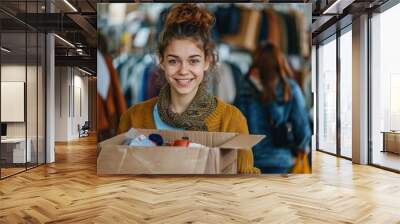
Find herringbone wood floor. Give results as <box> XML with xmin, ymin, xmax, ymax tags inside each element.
<box><xmin>1</xmin><ymin>135</ymin><xmax>400</xmax><ymax>224</ymax></box>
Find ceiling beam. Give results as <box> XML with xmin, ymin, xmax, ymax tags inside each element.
<box><xmin>55</xmin><ymin>55</ymin><xmax>96</xmax><ymax>72</ymax></box>
<box><xmin>312</xmin><ymin>15</ymin><xmax>335</xmax><ymax>33</ymax></box>
<box><xmin>66</xmin><ymin>13</ymin><xmax>97</xmax><ymax>46</ymax></box>
<box><xmin>322</xmin><ymin>0</ymin><xmax>356</xmax><ymax>14</ymax></box>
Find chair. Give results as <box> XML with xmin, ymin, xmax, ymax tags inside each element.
<box><xmin>78</xmin><ymin>121</ymin><xmax>90</xmax><ymax>138</ymax></box>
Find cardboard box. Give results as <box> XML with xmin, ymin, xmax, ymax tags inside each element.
<box><xmin>97</xmin><ymin>129</ymin><xmax>265</xmax><ymax>175</ymax></box>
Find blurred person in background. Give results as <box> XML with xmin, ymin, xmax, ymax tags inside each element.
<box><xmin>236</xmin><ymin>42</ymin><xmax>311</xmax><ymax>173</ymax></box>
<box><xmin>117</xmin><ymin>3</ymin><xmax>260</xmax><ymax>174</ymax></box>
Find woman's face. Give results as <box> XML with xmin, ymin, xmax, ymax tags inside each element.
<box><xmin>161</xmin><ymin>38</ymin><xmax>210</xmax><ymax>96</ymax></box>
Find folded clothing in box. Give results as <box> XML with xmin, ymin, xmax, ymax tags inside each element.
<box><xmin>121</xmin><ymin>128</ymin><xmax>207</xmax><ymax>148</ymax></box>
<box><xmin>97</xmin><ymin>129</ymin><xmax>265</xmax><ymax>175</ymax></box>
<box><xmin>122</xmin><ymin>128</ymin><xmax>156</xmax><ymax>147</ymax></box>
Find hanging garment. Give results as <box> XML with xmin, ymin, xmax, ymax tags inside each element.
<box><xmin>98</xmin><ymin>50</ymin><xmax>111</xmax><ymax>101</ymax></box>
<box><xmin>155</xmin><ymin>8</ymin><xmax>170</xmax><ymax>40</ymax></box>
<box><xmin>97</xmin><ymin>51</ymin><xmax>127</xmax><ymax>141</ymax></box>
<box><xmin>227</xmin><ymin>50</ymin><xmax>252</xmax><ymax>75</ymax></box>
<box><xmin>214</xmin><ymin>62</ymin><xmax>237</xmax><ymax>104</ymax></box>
<box><xmin>293</xmin><ymin>10</ymin><xmax>309</xmax><ymax>57</ymax></box>
<box><xmin>118</xmin><ymin>55</ymin><xmax>138</xmax><ymax>93</ymax></box>
<box><xmin>258</xmin><ymin>11</ymin><xmax>269</xmax><ymax>44</ymax></box>
<box><xmin>141</xmin><ymin>63</ymin><xmax>155</xmax><ymax>101</ymax></box>
<box><xmin>276</xmin><ymin>12</ymin><xmax>288</xmax><ymax>54</ymax></box>
<box><xmin>132</xmin><ymin>61</ymin><xmax>147</xmax><ymax>104</ymax></box>
<box><xmin>146</xmin><ymin>66</ymin><xmax>166</xmax><ymax>100</ymax></box>
<box><xmin>214</xmin><ymin>4</ymin><xmax>241</xmax><ymax>35</ymax></box>
<box><xmin>97</xmin><ymin>94</ymin><xmax>109</xmax><ymax>132</ymax></box>
<box><xmin>265</xmin><ymin>8</ymin><xmax>281</xmax><ymax>48</ymax></box>
<box><xmin>226</xmin><ymin>62</ymin><xmax>244</xmax><ymax>103</ymax></box>
<box><xmin>222</xmin><ymin>7</ymin><xmax>261</xmax><ymax>52</ymax></box>
<box><xmin>286</xmin><ymin>11</ymin><xmax>300</xmax><ymax>55</ymax></box>
<box><xmin>124</xmin><ymin>57</ymin><xmax>151</xmax><ymax>106</ymax></box>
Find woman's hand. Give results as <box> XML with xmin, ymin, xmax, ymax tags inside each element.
<box><xmin>237</xmin><ymin>149</ymin><xmax>261</xmax><ymax>174</ymax></box>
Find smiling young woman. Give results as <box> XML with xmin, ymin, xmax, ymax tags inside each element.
<box><xmin>118</xmin><ymin>3</ymin><xmax>260</xmax><ymax>174</ymax></box>
<box><xmin>161</xmin><ymin>38</ymin><xmax>210</xmax><ymax>114</ymax></box>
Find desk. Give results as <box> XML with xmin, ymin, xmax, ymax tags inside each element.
<box><xmin>1</xmin><ymin>138</ymin><xmax>31</xmax><ymax>163</ymax></box>
<box><xmin>382</xmin><ymin>131</ymin><xmax>400</xmax><ymax>154</ymax></box>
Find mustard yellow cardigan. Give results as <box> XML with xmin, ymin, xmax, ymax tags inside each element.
<box><xmin>118</xmin><ymin>97</ymin><xmax>260</xmax><ymax>174</ymax></box>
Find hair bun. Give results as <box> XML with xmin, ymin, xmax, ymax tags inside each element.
<box><xmin>165</xmin><ymin>3</ymin><xmax>214</xmax><ymax>32</ymax></box>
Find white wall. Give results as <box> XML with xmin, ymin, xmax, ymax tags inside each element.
<box><xmin>1</xmin><ymin>65</ymin><xmax>26</xmax><ymax>138</ymax></box>
<box><xmin>55</xmin><ymin>67</ymin><xmax>69</xmax><ymax>141</ymax></box>
<box><xmin>1</xmin><ymin>65</ymin><xmax>36</xmax><ymax>138</ymax></box>
<box><xmin>71</xmin><ymin>72</ymin><xmax>89</xmax><ymax>139</ymax></box>
<box><xmin>55</xmin><ymin>67</ymin><xmax>89</xmax><ymax>141</ymax></box>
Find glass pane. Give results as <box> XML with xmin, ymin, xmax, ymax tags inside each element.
<box><xmin>371</xmin><ymin>4</ymin><xmax>400</xmax><ymax>171</ymax></box>
<box><xmin>311</xmin><ymin>45</ymin><xmax>317</xmax><ymax>151</ymax></box>
<box><xmin>38</xmin><ymin>32</ymin><xmax>45</xmax><ymax>165</ymax></box>
<box><xmin>317</xmin><ymin>37</ymin><xmax>337</xmax><ymax>154</ymax></box>
<box><xmin>1</xmin><ymin>31</ymin><xmax>27</xmax><ymax>177</ymax></box>
<box><xmin>27</xmin><ymin>31</ymin><xmax>38</xmax><ymax>169</ymax></box>
<box><xmin>0</xmin><ymin>1</ymin><xmax>46</xmax><ymax>178</ymax></box>
<box><xmin>26</xmin><ymin>0</ymin><xmax>39</xmax><ymax>170</ymax></box>
<box><xmin>340</xmin><ymin>29</ymin><xmax>352</xmax><ymax>158</ymax></box>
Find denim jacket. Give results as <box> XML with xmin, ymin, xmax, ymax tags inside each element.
<box><xmin>235</xmin><ymin>77</ymin><xmax>311</xmax><ymax>171</ymax></box>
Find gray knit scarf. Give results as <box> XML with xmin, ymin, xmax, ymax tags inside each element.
<box><xmin>156</xmin><ymin>83</ymin><xmax>217</xmax><ymax>131</ymax></box>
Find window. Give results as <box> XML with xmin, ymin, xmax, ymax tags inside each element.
<box><xmin>371</xmin><ymin>3</ymin><xmax>400</xmax><ymax>171</ymax></box>
<box><xmin>317</xmin><ymin>36</ymin><xmax>337</xmax><ymax>154</ymax></box>
<box><xmin>339</xmin><ymin>28</ymin><xmax>352</xmax><ymax>158</ymax></box>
